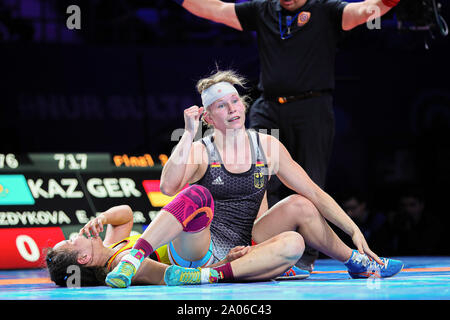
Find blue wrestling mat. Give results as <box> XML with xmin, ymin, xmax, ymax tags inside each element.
<box><xmin>1</xmin><ymin>257</ymin><xmax>449</xmax><ymax>301</ymax></box>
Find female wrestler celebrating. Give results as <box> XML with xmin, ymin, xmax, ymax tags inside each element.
<box><xmin>105</xmin><ymin>70</ymin><xmax>403</xmax><ymax>287</ymax></box>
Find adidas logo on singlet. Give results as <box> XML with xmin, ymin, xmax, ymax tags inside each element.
<box><xmin>212</xmin><ymin>176</ymin><xmax>224</xmax><ymax>185</ymax></box>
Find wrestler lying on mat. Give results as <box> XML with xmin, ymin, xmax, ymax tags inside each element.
<box><xmin>45</xmin><ymin>204</ymin><xmax>309</xmax><ymax>287</ymax></box>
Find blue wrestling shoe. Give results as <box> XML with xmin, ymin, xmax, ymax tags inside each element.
<box><xmin>164</xmin><ymin>265</ymin><xmax>220</xmax><ymax>286</ymax></box>
<box><xmin>275</xmin><ymin>265</ymin><xmax>310</xmax><ymax>280</ymax></box>
<box><xmin>105</xmin><ymin>249</ymin><xmax>144</xmax><ymax>288</ymax></box>
<box><xmin>344</xmin><ymin>250</ymin><xmax>404</xmax><ymax>279</ymax></box>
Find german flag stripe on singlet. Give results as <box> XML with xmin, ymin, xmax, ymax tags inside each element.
<box><xmin>105</xmin><ymin>234</ymin><xmax>140</xmax><ymax>271</ymax></box>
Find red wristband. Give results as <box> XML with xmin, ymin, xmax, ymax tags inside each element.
<box><xmin>382</xmin><ymin>0</ymin><xmax>400</xmax><ymax>7</ymax></box>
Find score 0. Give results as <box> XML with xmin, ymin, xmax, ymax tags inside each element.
<box><xmin>53</xmin><ymin>153</ymin><xmax>87</xmax><ymax>170</ymax></box>
<box><xmin>0</xmin><ymin>154</ymin><xmax>19</xmax><ymax>169</ymax></box>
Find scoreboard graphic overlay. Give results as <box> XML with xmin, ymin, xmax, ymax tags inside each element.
<box><xmin>0</xmin><ymin>153</ymin><xmax>175</xmax><ymax>269</ymax></box>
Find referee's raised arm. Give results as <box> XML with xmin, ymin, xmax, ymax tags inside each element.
<box><xmin>174</xmin><ymin>0</ymin><xmax>243</xmax><ymax>31</ymax></box>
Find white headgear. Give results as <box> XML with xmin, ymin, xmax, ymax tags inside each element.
<box><xmin>201</xmin><ymin>82</ymin><xmax>239</xmax><ymax>108</ymax></box>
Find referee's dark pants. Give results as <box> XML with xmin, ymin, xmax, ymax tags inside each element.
<box><xmin>249</xmin><ymin>93</ymin><xmax>335</xmax><ymax>271</ymax></box>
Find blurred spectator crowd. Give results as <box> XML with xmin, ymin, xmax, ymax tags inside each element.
<box><xmin>335</xmin><ymin>184</ymin><xmax>448</xmax><ymax>257</ymax></box>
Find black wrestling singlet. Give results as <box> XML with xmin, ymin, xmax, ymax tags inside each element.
<box><xmin>195</xmin><ymin>130</ymin><xmax>269</xmax><ymax>260</ymax></box>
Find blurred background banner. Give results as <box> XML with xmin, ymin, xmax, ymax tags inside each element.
<box><xmin>0</xmin><ymin>0</ymin><xmax>449</xmax><ymax>268</ymax></box>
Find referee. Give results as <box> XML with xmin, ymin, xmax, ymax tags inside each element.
<box><xmin>173</xmin><ymin>0</ymin><xmax>400</xmax><ymax>271</ymax></box>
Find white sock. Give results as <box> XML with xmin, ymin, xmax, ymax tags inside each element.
<box><xmin>119</xmin><ymin>253</ymin><xmax>142</xmax><ymax>271</ymax></box>
<box><xmin>200</xmin><ymin>268</ymin><xmax>211</xmax><ymax>284</ymax></box>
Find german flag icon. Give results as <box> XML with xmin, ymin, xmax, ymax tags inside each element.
<box><xmin>142</xmin><ymin>180</ymin><xmax>188</xmax><ymax>208</ymax></box>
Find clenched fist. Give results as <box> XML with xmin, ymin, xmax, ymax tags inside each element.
<box><xmin>184</xmin><ymin>105</ymin><xmax>204</xmax><ymax>136</ymax></box>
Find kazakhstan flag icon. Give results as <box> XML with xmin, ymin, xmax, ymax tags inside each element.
<box><xmin>0</xmin><ymin>175</ymin><xmax>35</xmax><ymax>205</ymax></box>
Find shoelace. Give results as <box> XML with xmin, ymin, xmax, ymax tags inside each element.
<box><xmin>369</xmin><ymin>258</ymin><xmax>389</xmax><ymax>271</ymax></box>
<box><xmin>179</xmin><ymin>269</ymin><xmax>201</xmax><ymax>284</ymax></box>
<box><xmin>285</xmin><ymin>268</ymin><xmax>295</xmax><ymax>276</ymax></box>
<box><xmin>352</xmin><ymin>253</ymin><xmax>389</xmax><ymax>271</ymax></box>
<box><xmin>117</xmin><ymin>261</ymin><xmax>135</xmax><ymax>276</ymax></box>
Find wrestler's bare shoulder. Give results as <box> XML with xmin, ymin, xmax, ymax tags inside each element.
<box><xmin>254</xmin><ymin>132</ymin><xmax>284</xmax><ymax>165</ymax></box>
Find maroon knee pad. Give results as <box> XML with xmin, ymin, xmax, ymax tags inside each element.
<box><xmin>162</xmin><ymin>185</ymin><xmax>214</xmax><ymax>233</ymax></box>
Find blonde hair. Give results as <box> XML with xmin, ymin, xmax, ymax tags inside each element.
<box><xmin>196</xmin><ymin>69</ymin><xmax>251</xmax><ymax>126</ymax></box>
